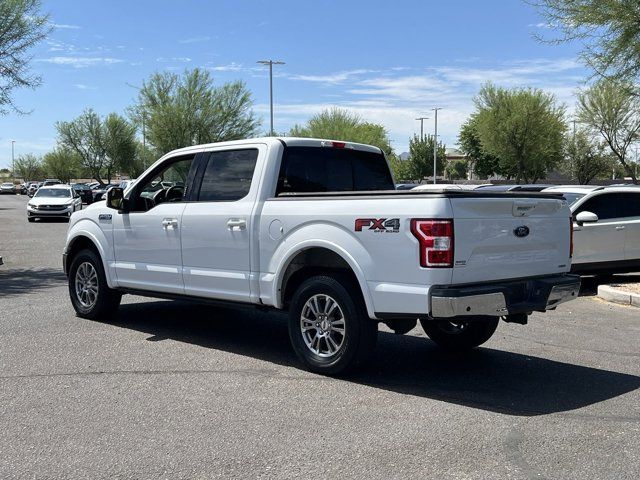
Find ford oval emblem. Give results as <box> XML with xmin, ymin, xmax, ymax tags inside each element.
<box><xmin>514</xmin><ymin>225</ymin><xmax>530</xmax><ymax>238</ymax></box>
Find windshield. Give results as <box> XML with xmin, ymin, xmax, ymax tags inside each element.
<box><xmin>35</xmin><ymin>188</ymin><xmax>71</xmax><ymax>198</ymax></box>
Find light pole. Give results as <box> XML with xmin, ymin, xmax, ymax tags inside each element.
<box><xmin>432</xmin><ymin>108</ymin><xmax>442</xmax><ymax>184</ymax></box>
<box><xmin>257</xmin><ymin>59</ymin><xmax>285</xmax><ymax>136</ymax></box>
<box><xmin>11</xmin><ymin>140</ymin><xmax>15</xmax><ymax>182</ymax></box>
<box><xmin>415</xmin><ymin>116</ymin><xmax>429</xmax><ymax>140</ymax></box>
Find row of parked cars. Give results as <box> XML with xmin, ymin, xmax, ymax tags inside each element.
<box><xmin>399</xmin><ymin>182</ymin><xmax>640</xmax><ymax>275</ymax></box>
<box><xmin>1</xmin><ymin>179</ymin><xmax>137</xmax><ymax>203</ymax></box>
<box><xmin>22</xmin><ymin>179</ymin><xmax>136</xmax><ymax>222</ymax></box>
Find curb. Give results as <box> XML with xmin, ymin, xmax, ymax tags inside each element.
<box><xmin>597</xmin><ymin>285</ymin><xmax>640</xmax><ymax>308</ymax></box>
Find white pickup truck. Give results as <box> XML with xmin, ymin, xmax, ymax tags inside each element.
<box><xmin>63</xmin><ymin>137</ymin><xmax>580</xmax><ymax>374</ymax></box>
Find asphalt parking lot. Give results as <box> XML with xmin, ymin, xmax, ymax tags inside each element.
<box><xmin>0</xmin><ymin>193</ymin><xmax>638</xmax><ymax>479</ymax></box>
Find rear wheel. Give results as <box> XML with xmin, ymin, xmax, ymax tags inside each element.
<box><xmin>68</xmin><ymin>248</ymin><xmax>121</xmax><ymax>320</ymax></box>
<box><xmin>288</xmin><ymin>275</ymin><xmax>377</xmax><ymax>375</ymax></box>
<box><xmin>420</xmin><ymin>317</ymin><xmax>499</xmax><ymax>351</ymax></box>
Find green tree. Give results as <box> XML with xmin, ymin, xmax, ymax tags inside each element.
<box><xmin>473</xmin><ymin>83</ymin><xmax>566</xmax><ymax>183</ymax></box>
<box><xmin>131</xmin><ymin>68</ymin><xmax>259</xmax><ymax>155</ymax></box>
<box><xmin>103</xmin><ymin>113</ymin><xmax>137</xmax><ymax>182</ymax></box>
<box><xmin>534</xmin><ymin>0</ymin><xmax>640</xmax><ymax>81</ymax></box>
<box><xmin>129</xmin><ymin>142</ymin><xmax>155</xmax><ymax>178</ymax></box>
<box><xmin>445</xmin><ymin>159</ymin><xmax>469</xmax><ymax>180</ymax></box>
<box><xmin>42</xmin><ymin>148</ymin><xmax>82</xmax><ymax>183</ymax></box>
<box><xmin>405</xmin><ymin>134</ymin><xmax>446</xmax><ymax>181</ymax></box>
<box><xmin>290</xmin><ymin>107</ymin><xmax>392</xmax><ymax>154</ymax></box>
<box><xmin>577</xmin><ymin>78</ymin><xmax>640</xmax><ymax>183</ymax></box>
<box><xmin>0</xmin><ymin>0</ymin><xmax>51</xmax><ymax>114</ymax></box>
<box><xmin>56</xmin><ymin>109</ymin><xmax>107</xmax><ymax>184</ymax></box>
<box><xmin>458</xmin><ymin>118</ymin><xmax>501</xmax><ymax>178</ymax></box>
<box><xmin>561</xmin><ymin>128</ymin><xmax>610</xmax><ymax>184</ymax></box>
<box><xmin>389</xmin><ymin>156</ymin><xmax>413</xmax><ymax>182</ymax></box>
<box><xmin>14</xmin><ymin>153</ymin><xmax>42</xmax><ymax>181</ymax></box>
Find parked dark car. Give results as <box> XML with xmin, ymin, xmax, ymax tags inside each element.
<box><xmin>92</xmin><ymin>184</ymin><xmax>118</xmax><ymax>202</ymax></box>
<box><xmin>71</xmin><ymin>183</ymin><xmax>94</xmax><ymax>204</ymax></box>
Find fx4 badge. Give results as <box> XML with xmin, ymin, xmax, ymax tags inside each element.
<box><xmin>355</xmin><ymin>218</ymin><xmax>400</xmax><ymax>233</ymax></box>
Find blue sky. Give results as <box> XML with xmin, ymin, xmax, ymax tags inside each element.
<box><xmin>0</xmin><ymin>0</ymin><xmax>587</xmax><ymax>169</ymax></box>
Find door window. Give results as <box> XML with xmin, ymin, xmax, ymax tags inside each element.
<box><xmin>617</xmin><ymin>192</ymin><xmax>640</xmax><ymax>218</ymax></box>
<box><xmin>196</xmin><ymin>149</ymin><xmax>258</xmax><ymax>201</ymax></box>
<box><xmin>575</xmin><ymin>193</ymin><xmax>618</xmax><ymax>220</ymax></box>
<box><xmin>132</xmin><ymin>156</ymin><xmax>194</xmax><ymax>211</ymax></box>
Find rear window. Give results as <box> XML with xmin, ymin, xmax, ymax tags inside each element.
<box><xmin>276</xmin><ymin>146</ymin><xmax>394</xmax><ymax>195</ymax></box>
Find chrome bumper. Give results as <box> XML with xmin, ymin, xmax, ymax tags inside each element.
<box><xmin>430</xmin><ymin>275</ymin><xmax>581</xmax><ymax>319</ymax></box>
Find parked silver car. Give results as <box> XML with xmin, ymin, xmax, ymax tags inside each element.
<box><xmin>543</xmin><ymin>185</ymin><xmax>640</xmax><ymax>274</ymax></box>
<box><xmin>0</xmin><ymin>182</ymin><xmax>16</xmax><ymax>194</ymax></box>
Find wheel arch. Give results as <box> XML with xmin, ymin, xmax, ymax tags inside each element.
<box><xmin>274</xmin><ymin>241</ymin><xmax>376</xmax><ymax>319</ymax></box>
<box><xmin>65</xmin><ymin>223</ymin><xmax>115</xmax><ymax>288</ymax></box>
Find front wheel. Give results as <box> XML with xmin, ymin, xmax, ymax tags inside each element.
<box><xmin>420</xmin><ymin>317</ymin><xmax>499</xmax><ymax>352</ymax></box>
<box><xmin>288</xmin><ymin>275</ymin><xmax>377</xmax><ymax>375</ymax></box>
<box><xmin>68</xmin><ymin>248</ymin><xmax>122</xmax><ymax>320</ymax></box>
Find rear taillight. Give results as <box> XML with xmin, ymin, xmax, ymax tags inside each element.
<box><xmin>410</xmin><ymin>219</ymin><xmax>454</xmax><ymax>268</ymax></box>
<box><xmin>570</xmin><ymin>217</ymin><xmax>574</xmax><ymax>258</ymax></box>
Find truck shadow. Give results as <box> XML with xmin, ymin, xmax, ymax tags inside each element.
<box><xmin>0</xmin><ymin>267</ymin><xmax>67</xmax><ymax>297</ymax></box>
<box><xmin>108</xmin><ymin>299</ymin><xmax>640</xmax><ymax>417</ymax></box>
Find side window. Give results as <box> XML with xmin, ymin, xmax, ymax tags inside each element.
<box><xmin>576</xmin><ymin>193</ymin><xmax>618</xmax><ymax>220</ymax></box>
<box><xmin>197</xmin><ymin>149</ymin><xmax>258</xmax><ymax>202</ymax></box>
<box><xmin>134</xmin><ymin>156</ymin><xmax>194</xmax><ymax>211</ymax></box>
<box><xmin>618</xmin><ymin>192</ymin><xmax>640</xmax><ymax>218</ymax></box>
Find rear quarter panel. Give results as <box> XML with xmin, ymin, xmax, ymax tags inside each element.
<box><xmin>259</xmin><ymin>195</ymin><xmax>454</xmax><ymax>317</ymax></box>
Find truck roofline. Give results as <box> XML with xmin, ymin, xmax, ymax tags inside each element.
<box><xmin>159</xmin><ymin>136</ymin><xmax>383</xmax><ymax>159</ymax></box>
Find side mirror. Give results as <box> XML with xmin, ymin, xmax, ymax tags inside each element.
<box><xmin>575</xmin><ymin>211</ymin><xmax>598</xmax><ymax>225</ymax></box>
<box><xmin>106</xmin><ymin>187</ymin><xmax>125</xmax><ymax>211</ymax></box>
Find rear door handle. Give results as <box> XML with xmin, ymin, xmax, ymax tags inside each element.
<box><xmin>162</xmin><ymin>218</ymin><xmax>178</xmax><ymax>229</ymax></box>
<box><xmin>615</xmin><ymin>225</ymin><xmax>626</xmax><ymax>230</ymax></box>
<box><xmin>227</xmin><ymin>218</ymin><xmax>247</xmax><ymax>231</ymax></box>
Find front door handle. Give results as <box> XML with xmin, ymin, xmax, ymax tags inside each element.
<box><xmin>615</xmin><ymin>225</ymin><xmax>626</xmax><ymax>230</ymax></box>
<box><xmin>162</xmin><ymin>218</ymin><xmax>179</xmax><ymax>229</ymax></box>
<box><xmin>227</xmin><ymin>218</ymin><xmax>247</xmax><ymax>231</ymax></box>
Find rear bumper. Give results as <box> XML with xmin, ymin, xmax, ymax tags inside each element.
<box><xmin>429</xmin><ymin>274</ymin><xmax>581</xmax><ymax>319</ymax></box>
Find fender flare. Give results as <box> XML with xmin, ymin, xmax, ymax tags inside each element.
<box><xmin>66</xmin><ymin>220</ymin><xmax>116</xmax><ymax>288</ymax></box>
<box><xmin>272</xmin><ymin>238</ymin><xmax>376</xmax><ymax>319</ymax></box>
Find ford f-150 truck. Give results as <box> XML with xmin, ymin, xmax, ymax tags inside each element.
<box><xmin>63</xmin><ymin>137</ymin><xmax>580</xmax><ymax>375</ymax></box>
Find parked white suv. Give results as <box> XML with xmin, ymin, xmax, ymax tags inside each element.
<box><xmin>543</xmin><ymin>185</ymin><xmax>640</xmax><ymax>274</ymax></box>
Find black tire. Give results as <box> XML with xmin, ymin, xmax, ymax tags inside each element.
<box><xmin>68</xmin><ymin>248</ymin><xmax>122</xmax><ymax>320</ymax></box>
<box><xmin>419</xmin><ymin>317</ymin><xmax>499</xmax><ymax>352</ymax></box>
<box><xmin>27</xmin><ymin>217</ymin><xmax>35</xmax><ymax>222</ymax></box>
<box><xmin>288</xmin><ymin>275</ymin><xmax>377</xmax><ymax>375</ymax></box>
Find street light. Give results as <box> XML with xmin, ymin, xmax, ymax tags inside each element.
<box><xmin>432</xmin><ymin>108</ymin><xmax>442</xmax><ymax>184</ymax></box>
<box><xmin>415</xmin><ymin>116</ymin><xmax>429</xmax><ymax>140</ymax></box>
<box><xmin>11</xmin><ymin>140</ymin><xmax>15</xmax><ymax>182</ymax></box>
<box><xmin>257</xmin><ymin>59</ymin><xmax>285</xmax><ymax>136</ymax></box>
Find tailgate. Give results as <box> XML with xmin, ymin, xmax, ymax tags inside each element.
<box><xmin>450</xmin><ymin>195</ymin><xmax>571</xmax><ymax>284</ymax></box>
